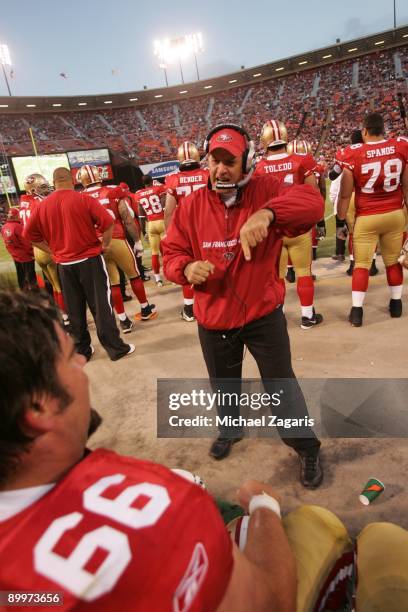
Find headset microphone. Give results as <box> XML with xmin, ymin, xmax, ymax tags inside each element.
<box><xmin>215</xmin><ymin>166</ymin><xmax>255</xmax><ymax>191</ymax></box>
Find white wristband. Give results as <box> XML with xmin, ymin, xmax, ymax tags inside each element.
<box><xmin>248</xmin><ymin>493</ymin><xmax>281</xmax><ymax>518</ymax></box>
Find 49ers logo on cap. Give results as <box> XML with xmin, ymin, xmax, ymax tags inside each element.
<box><xmin>216</xmin><ymin>133</ymin><xmax>233</xmax><ymax>142</ymax></box>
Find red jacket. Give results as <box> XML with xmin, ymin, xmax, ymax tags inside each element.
<box><xmin>24</xmin><ymin>189</ymin><xmax>114</xmax><ymax>264</ymax></box>
<box><xmin>163</xmin><ymin>175</ymin><xmax>324</xmax><ymax>329</ymax></box>
<box><xmin>1</xmin><ymin>220</ymin><xmax>34</xmax><ymax>263</ymax></box>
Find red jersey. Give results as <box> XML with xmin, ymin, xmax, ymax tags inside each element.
<box><xmin>339</xmin><ymin>137</ymin><xmax>408</xmax><ymax>216</ymax></box>
<box><xmin>166</xmin><ymin>168</ymin><xmax>209</xmax><ymax>204</ymax></box>
<box><xmin>134</xmin><ymin>184</ymin><xmax>166</xmax><ymax>221</ymax></box>
<box><xmin>24</xmin><ymin>189</ymin><xmax>113</xmax><ymax>264</ymax></box>
<box><xmin>0</xmin><ymin>449</ymin><xmax>232</xmax><ymax>611</ymax></box>
<box><xmin>19</xmin><ymin>193</ymin><xmax>42</xmax><ymax>228</ymax></box>
<box><xmin>163</xmin><ymin>175</ymin><xmax>323</xmax><ymax>329</ymax></box>
<box><xmin>254</xmin><ymin>152</ymin><xmax>316</xmax><ymax>185</ymax></box>
<box><xmin>1</xmin><ymin>219</ymin><xmax>34</xmax><ymax>262</ymax></box>
<box><xmin>84</xmin><ymin>185</ymin><xmax>127</xmax><ymax>239</ymax></box>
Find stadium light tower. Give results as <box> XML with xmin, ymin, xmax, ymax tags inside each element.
<box><xmin>153</xmin><ymin>33</ymin><xmax>204</xmax><ymax>85</ymax></box>
<box><xmin>0</xmin><ymin>44</ymin><xmax>12</xmax><ymax>96</ymax></box>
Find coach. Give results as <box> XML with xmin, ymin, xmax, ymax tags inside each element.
<box><xmin>24</xmin><ymin>167</ymin><xmax>133</xmax><ymax>361</ymax></box>
<box><xmin>163</xmin><ymin>124</ymin><xmax>324</xmax><ymax>488</ymax></box>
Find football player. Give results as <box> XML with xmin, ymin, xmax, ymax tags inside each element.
<box><xmin>337</xmin><ymin>112</ymin><xmax>408</xmax><ymax>326</ymax></box>
<box><xmin>330</xmin><ymin>130</ymin><xmax>379</xmax><ymax>276</ymax></box>
<box><xmin>77</xmin><ymin>165</ymin><xmax>157</xmax><ymax>329</ymax></box>
<box><xmin>287</xmin><ymin>140</ymin><xmax>326</xmax><ymax>263</ymax></box>
<box><xmin>20</xmin><ymin>174</ymin><xmax>67</xmax><ymax>315</ymax></box>
<box><xmin>165</xmin><ymin>141</ymin><xmax>209</xmax><ymax>322</ymax></box>
<box><xmin>255</xmin><ymin>121</ymin><xmax>323</xmax><ymax>329</ymax></box>
<box><xmin>133</xmin><ymin>175</ymin><xmax>166</xmax><ymax>286</ymax></box>
<box><xmin>1</xmin><ymin>207</ymin><xmax>37</xmax><ymax>290</ymax></box>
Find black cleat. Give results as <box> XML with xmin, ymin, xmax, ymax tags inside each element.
<box><xmin>389</xmin><ymin>299</ymin><xmax>402</xmax><ymax>318</ymax></box>
<box><xmin>209</xmin><ymin>436</ymin><xmax>243</xmax><ymax>460</ymax></box>
<box><xmin>181</xmin><ymin>304</ymin><xmax>195</xmax><ymax>322</ymax></box>
<box><xmin>301</xmin><ymin>310</ymin><xmax>323</xmax><ymax>330</ymax></box>
<box><xmin>346</xmin><ymin>261</ymin><xmax>355</xmax><ymax>276</ymax></box>
<box><xmin>298</xmin><ymin>451</ymin><xmax>323</xmax><ymax>489</ymax></box>
<box><xmin>119</xmin><ymin>316</ymin><xmax>134</xmax><ymax>334</ymax></box>
<box><xmin>349</xmin><ymin>306</ymin><xmax>363</xmax><ymax>327</ymax></box>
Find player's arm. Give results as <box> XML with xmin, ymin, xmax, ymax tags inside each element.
<box><xmin>118</xmin><ymin>199</ymin><xmax>140</xmax><ymax>243</ymax></box>
<box><xmin>101</xmin><ymin>225</ymin><xmax>113</xmax><ymax>252</ymax></box>
<box><xmin>318</xmin><ymin>174</ymin><xmax>326</xmax><ymax>200</ymax></box>
<box><xmin>217</xmin><ymin>481</ymin><xmax>296</xmax><ymax>612</ymax></box>
<box><xmin>31</xmin><ymin>240</ymin><xmax>51</xmax><ymax>254</ymax></box>
<box><xmin>337</xmin><ymin>168</ymin><xmax>354</xmax><ymax>220</ymax></box>
<box><xmin>164</xmin><ymin>193</ymin><xmax>178</xmax><ymax>230</ymax></box>
<box><xmin>304</xmin><ymin>173</ymin><xmax>318</xmax><ymax>189</ymax></box>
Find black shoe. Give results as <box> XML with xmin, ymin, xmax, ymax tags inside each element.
<box><xmin>285</xmin><ymin>268</ymin><xmax>296</xmax><ymax>283</ymax></box>
<box><xmin>349</xmin><ymin>306</ymin><xmax>363</xmax><ymax>327</ymax></box>
<box><xmin>120</xmin><ymin>316</ymin><xmax>134</xmax><ymax>334</ymax></box>
<box><xmin>301</xmin><ymin>309</ymin><xmax>323</xmax><ymax>330</ymax></box>
<box><xmin>298</xmin><ymin>450</ymin><xmax>323</xmax><ymax>489</ymax></box>
<box><xmin>369</xmin><ymin>261</ymin><xmax>379</xmax><ymax>276</ymax></box>
<box><xmin>142</xmin><ymin>274</ymin><xmax>151</xmax><ymax>282</ymax></box>
<box><xmin>122</xmin><ymin>293</ymin><xmax>133</xmax><ymax>302</ymax></box>
<box><xmin>331</xmin><ymin>254</ymin><xmax>345</xmax><ymax>262</ymax></box>
<box><xmin>209</xmin><ymin>436</ymin><xmax>243</xmax><ymax>460</ymax></box>
<box><xmin>346</xmin><ymin>261</ymin><xmax>355</xmax><ymax>276</ymax></box>
<box><xmin>181</xmin><ymin>304</ymin><xmax>195</xmax><ymax>322</ymax></box>
<box><xmin>389</xmin><ymin>298</ymin><xmax>402</xmax><ymax>318</ymax></box>
<box><xmin>136</xmin><ymin>303</ymin><xmax>157</xmax><ymax>321</ymax></box>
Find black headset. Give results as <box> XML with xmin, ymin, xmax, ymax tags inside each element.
<box><xmin>203</xmin><ymin>123</ymin><xmax>256</xmax><ymax>175</ymax></box>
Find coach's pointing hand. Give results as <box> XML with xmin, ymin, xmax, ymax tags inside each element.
<box><xmin>184</xmin><ymin>260</ymin><xmax>215</xmax><ymax>285</ymax></box>
<box><xmin>240</xmin><ymin>209</ymin><xmax>275</xmax><ymax>261</ymax></box>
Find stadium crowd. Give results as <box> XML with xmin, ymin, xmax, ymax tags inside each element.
<box><xmin>0</xmin><ymin>47</ymin><xmax>407</xmax><ymax>164</ymax></box>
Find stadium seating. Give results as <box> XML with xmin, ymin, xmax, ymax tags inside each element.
<box><xmin>0</xmin><ymin>46</ymin><xmax>406</xmax><ymax>165</ymax></box>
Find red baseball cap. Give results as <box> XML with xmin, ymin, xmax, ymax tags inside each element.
<box><xmin>7</xmin><ymin>207</ymin><xmax>20</xmax><ymax>220</ymax></box>
<box><xmin>208</xmin><ymin>128</ymin><xmax>247</xmax><ymax>157</ymax></box>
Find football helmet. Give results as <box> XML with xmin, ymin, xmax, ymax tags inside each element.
<box><xmin>77</xmin><ymin>164</ymin><xmax>102</xmax><ymax>187</ymax></box>
<box><xmin>287</xmin><ymin>140</ymin><xmax>312</xmax><ymax>155</ymax></box>
<box><xmin>24</xmin><ymin>173</ymin><xmax>52</xmax><ymax>197</ymax></box>
<box><xmin>260</xmin><ymin>120</ymin><xmax>288</xmax><ymax>150</ymax></box>
<box><xmin>177</xmin><ymin>141</ymin><xmax>200</xmax><ymax>167</ymax></box>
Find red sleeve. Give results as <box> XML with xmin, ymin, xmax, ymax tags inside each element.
<box><xmin>166</xmin><ymin>174</ymin><xmax>178</xmax><ymax>197</ymax></box>
<box><xmin>23</xmin><ymin>206</ymin><xmax>43</xmax><ymax>243</ymax></box>
<box><xmin>302</xmin><ymin>154</ymin><xmax>317</xmax><ymax>177</ymax></box>
<box><xmin>397</xmin><ymin>137</ymin><xmax>408</xmax><ymax>162</ymax></box>
<box><xmin>265</xmin><ymin>183</ymin><xmax>324</xmax><ymax>237</ymax></box>
<box><xmin>162</xmin><ymin>203</ymin><xmax>195</xmax><ymax>285</ymax></box>
<box><xmin>84</xmin><ymin>194</ymin><xmax>114</xmax><ymax>232</ymax></box>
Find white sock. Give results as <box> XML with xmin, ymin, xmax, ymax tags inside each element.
<box><xmin>390</xmin><ymin>285</ymin><xmax>402</xmax><ymax>300</ymax></box>
<box><xmin>154</xmin><ymin>274</ymin><xmax>161</xmax><ymax>282</ymax></box>
<box><xmin>349</xmin><ymin>254</ymin><xmax>354</xmax><ymax>261</ymax></box>
<box><xmin>372</xmin><ymin>253</ymin><xmax>377</xmax><ymax>261</ymax></box>
<box><xmin>184</xmin><ymin>299</ymin><xmax>194</xmax><ymax>306</ymax></box>
<box><xmin>301</xmin><ymin>305</ymin><xmax>314</xmax><ymax>318</ymax></box>
<box><xmin>118</xmin><ymin>312</ymin><xmax>127</xmax><ymax>321</ymax></box>
<box><xmin>140</xmin><ymin>302</ymin><xmax>148</xmax><ymax>309</ymax></box>
<box><xmin>352</xmin><ymin>291</ymin><xmax>366</xmax><ymax>307</ymax></box>
<box><xmin>62</xmin><ymin>313</ymin><xmax>69</xmax><ymax>321</ymax></box>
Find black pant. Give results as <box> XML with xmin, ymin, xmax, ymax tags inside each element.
<box><xmin>14</xmin><ymin>260</ymin><xmax>37</xmax><ymax>290</ymax></box>
<box><xmin>198</xmin><ymin>307</ymin><xmax>320</xmax><ymax>453</ymax></box>
<box><xmin>58</xmin><ymin>255</ymin><xmax>129</xmax><ymax>361</ymax></box>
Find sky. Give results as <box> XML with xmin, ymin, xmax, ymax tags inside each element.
<box><xmin>0</xmin><ymin>0</ymin><xmax>407</xmax><ymax>98</ymax></box>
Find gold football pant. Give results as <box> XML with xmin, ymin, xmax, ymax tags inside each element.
<box><xmin>353</xmin><ymin>209</ymin><xmax>405</xmax><ymax>269</ymax></box>
<box><xmin>147</xmin><ymin>219</ymin><xmax>165</xmax><ymax>255</ymax></box>
<box><xmin>279</xmin><ymin>232</ymin><xmax>312</xmax><ymax>278</ymax></box>
<box><xmin>103</xmin><ymin>238</ymin><xmax>139</xmax><ymax>286</ymax></box>
<box><xmin>34</xmin><ymin>247</ymin><xmax>61</xmax><ymax>292</ymax></box>
<box><xmin>229</xmin><ymin>505</ymin><xmax>408</xmax><ymax>612</ymax></box>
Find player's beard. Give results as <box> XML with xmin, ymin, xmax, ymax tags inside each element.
<box><xmin>87</xmin><ymin>408</ymin><xmax>103</xmax><ymax>439</ymax></box>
